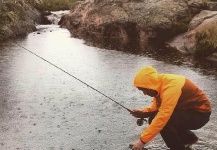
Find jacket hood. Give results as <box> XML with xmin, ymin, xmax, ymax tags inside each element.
<box><xmin>133</xmin><ymin>66</ymin><xmax>160</xmax><ymax>91</ymax></box>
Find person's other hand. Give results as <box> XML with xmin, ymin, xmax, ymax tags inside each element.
<box><xmin>131</xmin><ymin>139</ymin><xmax>145</xmax><ymax>150</ymax></box>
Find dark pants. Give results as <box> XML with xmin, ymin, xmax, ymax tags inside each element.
<box><xmin>148</xmin><ymin>109</ymin><xmax>211</xmax><ymax>150</ymax></box>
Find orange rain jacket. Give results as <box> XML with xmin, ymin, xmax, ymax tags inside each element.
<box><xmin>133</xmin><ymin>66</ymin><xmax>211</xmax><ymax>143</ymax></box>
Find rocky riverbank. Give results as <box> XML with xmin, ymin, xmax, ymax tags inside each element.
<box><xmin>59</xmin><ymin>0</ymin><xmax>217</xmax><ymax>62</ymax></box>
<box><xmin>0</xmin><ymin>0</ymin><xmax>42</xmax><ymax>40</ymax></box>
<box><xmin>1</xmin><ymin>0</ymin><xmax>217</xmax><ymax>62</ymax></box>
<box><xmin>0</xmin><ymin>0</ymin><xmax>77</xmax><ymax>41</ymax></box>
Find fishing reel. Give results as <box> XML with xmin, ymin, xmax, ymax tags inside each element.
<box><xmin>137</xmin><ymin>118</ymin><xmax>144</xmax><ymax>126</ymax></box>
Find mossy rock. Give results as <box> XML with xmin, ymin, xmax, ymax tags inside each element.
<box><xmin>0</xmin><ymin>11</ymin><xmax>19</xmax><ymax>25</ymax></box>
<box><xmin>195</xmin><ymin>23</ymin><xmax>217</xmax><ymax>58</ymax></box>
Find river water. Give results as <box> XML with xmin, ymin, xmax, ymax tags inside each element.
<box><xmin>0</xmin><ymin>23</ymin><xmax>217</xmax><ymax>150</ymax></box>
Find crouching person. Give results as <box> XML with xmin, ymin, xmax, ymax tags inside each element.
<box><xmin>130</xmin><ymin>66</ymin><xmax>211</xmax><ymax>150</ymax></box>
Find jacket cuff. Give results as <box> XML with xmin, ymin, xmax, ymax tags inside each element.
<box><xmin>140</xmin><ymin>138</ymin><xmax>146</xmax><ymax>144</ymax></box>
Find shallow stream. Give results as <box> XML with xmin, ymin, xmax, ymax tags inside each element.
<box><xmin>0</xmin><ymin>23</ymin><xmax>216</xmax><ymax>150</ymax></box>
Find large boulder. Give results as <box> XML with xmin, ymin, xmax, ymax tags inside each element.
<box><xmin>168</xmin><ymin>10</ymin><xmax>217</xmax><ymax>61</ymax></box>
<box><xmin>185</xmin><ymin>10</ymin><xmax>217</xmax><ymax>55</ymax></box>
<box><xmin>59</xmin><ymin>0</ymin><xmax>208</xmax><ymax>45</ymax></box>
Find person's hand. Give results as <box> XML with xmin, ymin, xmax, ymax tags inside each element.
<box><xmin>130</xmin><ymin>109</ymin><xmax>144</xmax><ymax>118</ymax></box>
<box><xmin>130</xmin><ymin>109</ymin><xmax>156</xmax><ymax>118</ymax></box>
<box><xmin>131</xmin><ymin>109</ymin><xmax>150</xmax><ymax>118</ymax></box>
<box><xmin>131</xmin><ymin>139</ymin><xmax>145</xmax><ymax>150</ymax></box>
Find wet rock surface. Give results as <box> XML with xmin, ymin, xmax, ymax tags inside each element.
<box><xmin>60</xmin><ymin>0</ymin><xmax>202</xmax><ymax>41</ymax></box>
<box><xmin>59</xmin><ymin>0</ymin><xmax>217</xmax><ymax>62</ymax></box>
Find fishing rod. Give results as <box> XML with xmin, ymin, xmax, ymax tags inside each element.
<box><xmin>1</xmin><ymin>34</ymin><xmax>147</xmax><ymax>125</ymax></box>
<box><xmin>16</xmin><ymin>42</ymin><xmax>132</xmax><ymax>111</ymax></box>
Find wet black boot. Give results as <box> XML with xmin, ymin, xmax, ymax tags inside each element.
<box><xmin>185</xmin><ymin>146</ymin><xmax>193</xmax><ymax>150</ymax></box>
<box><xmin>183</xmin><ymin>133</ymin><xmax>198</xmax><ymax>148</ymax></box>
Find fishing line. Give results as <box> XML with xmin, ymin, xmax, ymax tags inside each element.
<box><xmin>4</xmin><ymin>36</ymin><xmax>133</xmax><ymax>113</ymax></box>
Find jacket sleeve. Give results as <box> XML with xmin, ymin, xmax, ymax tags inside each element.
<box><xmin>140</xmin><ymin>88</ymin><xmax>182</xmax><ymax>143</ymax></box>
<box><xmin>140</xmin><ymin>97</ymin><xmax>157</xmax><ymax>112</ymax></box>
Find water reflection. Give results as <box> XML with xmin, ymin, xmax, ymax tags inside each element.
<box><xmin>84</xmin><ymin>36</ymin><xmax>217</xmax><ymax>77</ymax></box>
<box><xmin>85</xmin><ymin>36</ymin><xmax>142</xmax><ymax>55</ymax></box>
